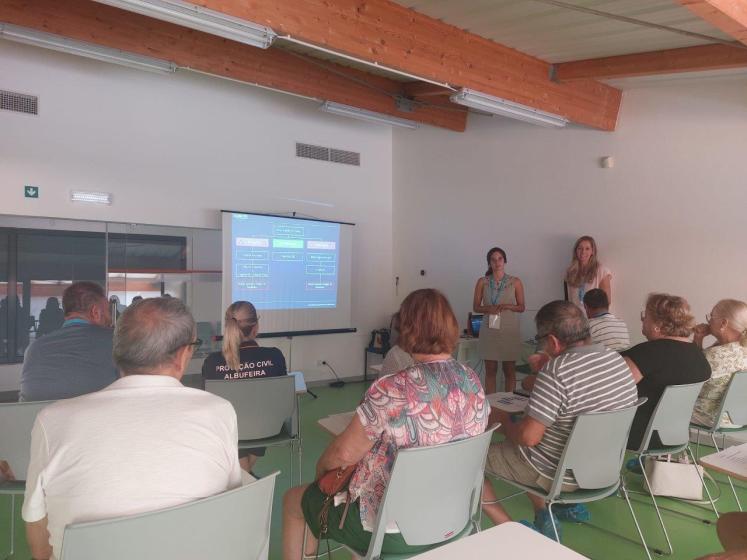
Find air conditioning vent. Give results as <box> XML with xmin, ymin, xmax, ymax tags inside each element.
<box><xmin>296</xmin><ymin>142</ymin><xmax>360</xmax><ymax>166</ymax></box>
<box><xmin>1</xmin><ymin>90</ymin><xmax>38</xmax><ymax>115</ymax></box>
<box><xmin>330</xmin><ymin>148</ymin><xmax>360</xmax><ymax>166</ymax></box>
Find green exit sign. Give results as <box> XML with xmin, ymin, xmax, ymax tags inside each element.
<box><xmin>24</xmin><ymin>186</ymin><xmax>39</xmax><ymax>198</ymax></box>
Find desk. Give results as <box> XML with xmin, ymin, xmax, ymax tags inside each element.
<box><xmin>699</xmin><ymin>442</ymin><xmax>747</xmax><ymax>482</ymax></box>
<box><xmin>410</xmin><ymin>522</ymin><xmax>589</xmax><ymax>559</ymax></box>
<box><xmin>318</xmin><ymin>411</ymin><xmax>356</xmax><ymax>437</ymax></box>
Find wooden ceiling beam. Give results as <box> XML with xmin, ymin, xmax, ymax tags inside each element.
<box><xmin>678</xmin><ymin>0</ymin><xmax>747</xmax><ymax>46</ymax></box>
<box><xmin>0</xmin><ymin>0</ymin><xmax>467</xmax><ymax>131</ymax></box>
<box><xmin>556</xmin><ymin>42</ymin><xmax>747</xmax><ymax>81</ymax></box>
<box><xmin>102</xmin><ymin>0</ymin><xmax>622</xmax><ymax>131</ymax></box>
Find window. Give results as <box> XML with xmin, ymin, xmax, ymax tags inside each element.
<box><xmin>0</xmin><ymin>226</ymin><xmax>191</xmax><ymax>364</ymax></box>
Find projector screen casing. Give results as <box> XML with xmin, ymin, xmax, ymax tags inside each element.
<box><xmin>222</xmin><ymin>210</ymin><xmax>355</xmax><ymax>337</ymax></box>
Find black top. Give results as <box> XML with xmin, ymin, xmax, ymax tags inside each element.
<box><xmin>201</xmin><ymin>342</ymin><xmax>287</xmax><ymax>381</ymax></box>
<box><xmin>622</xmin><ymin>339</ymin><xmax>711</xmax><ymax>450</ymax></box>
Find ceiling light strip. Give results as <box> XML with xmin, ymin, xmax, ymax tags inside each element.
<box><xmin>450</xmin><ymin>88</ymin><xmax>568</xmax><ymax>128</ymax></box>
<box><xmin>0</xmin><ymin>23</ymin><xmax>176</xmax><ymax>74</ymax></box>
<box><xmin>320</xmin><ymin>101</ymin><xmax>419</xmax><ymax>129</ymax></box>
<box><xmin>93</xmin><ymin>0</ymin><xmax>276</xmax><ymax>49</ymax></box>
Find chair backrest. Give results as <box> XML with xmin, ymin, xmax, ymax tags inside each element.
<box><xmin>638</xmin><ymin>381</ymin><xmax>706</xmax><ymax>452</ymax></box>
<box><xmin>715</xmin><ymin>371</ymin><xmax>747</xmax><ymax>428</ymax></box>
<box><xmin>367</xmin><ymin>426</ymin><xmax>497</xmax><ymax>557</ymax></box>
<box><xmin>205</xmin><ymin>376</ymin><xmax>295</xmax><ymax>440</ymax></box>
<box><xmin>59</xmin><ymin>471</ymin><xmax>279</xmax><ymax>560</ymax></box>
<box><xmin>548</xmin><ymin>398</ymin><xmax>646</xmax><ymax>497</ymax></box>
<box><xmin>0</xmin><ymin>400</ymin><xmax>54</xmax><ymax>480</ymax></box>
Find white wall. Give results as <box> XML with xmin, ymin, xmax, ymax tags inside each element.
<box><xmin>0</xmin><ymin>41</ymin><xmax>396</xmax><ymax>390</ymax></box>
<box><xmin>393</xmin><ymin>75</ymin><xmax>747</xmax><ymax>344</ymax></box>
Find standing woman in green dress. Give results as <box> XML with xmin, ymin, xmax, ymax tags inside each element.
<box><xmin>473</xmin><ymin>247</ymin><xmax>525</xmax><ymax>393</ymax></box>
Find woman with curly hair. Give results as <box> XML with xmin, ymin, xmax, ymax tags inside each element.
<box><xmin>622</xmin><ymin>293</ymin><xmax>711</xmax><ymax>449</ymax></box>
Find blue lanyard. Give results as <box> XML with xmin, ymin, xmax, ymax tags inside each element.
<box><xmin>489</xmin><ymin>275</ymin><xmax>509</xmax><ymax>306</ymax></box>
<box><xmin>63</xmin><ymin>318</ymin><xmax>89</xmax><ymax>327</ymax></box>
<box><xmin>577</xmin><ymin>284</ymin><xmax>586</xmax><ymax>304</ymax></box>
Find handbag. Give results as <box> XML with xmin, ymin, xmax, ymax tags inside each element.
<box><xmin>643</xmin><ymin>454</ymin><xmax>704</xmax><ymax>500</ymax></box>
<box><xmin>315</xmin><ymin>465</ymin><xmax>356</xmax><ymax>558</ymax></box>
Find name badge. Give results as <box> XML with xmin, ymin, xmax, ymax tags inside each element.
<box><xmin>488</xmin><ymin>313</ymin><xmax>501</xmax><ymax>330</ymax></box>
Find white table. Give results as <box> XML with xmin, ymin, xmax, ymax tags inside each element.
<box><xmin>410</xmin><ymin>522</ymin><xmax>589</xmax><ymax>559</ymax></box>
<box><xmin>699</xmin><ymin>442</ymin><xmax>747</xmax><ymax>482</ymax></box>
<box><xmin>318</xmin><ymin>411</ymin><xmax>356</xmax><ymax>437</ymax></box>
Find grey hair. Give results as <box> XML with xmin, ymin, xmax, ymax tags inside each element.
<box><xmin>535</xmin><ymin>300</ymin><xmax>590</xmax><ymax>346</ymax></box>
<box><xmin>113</xmin><ymin>297</ymin><xmax>195</xmax><ymax>375</ymax></box>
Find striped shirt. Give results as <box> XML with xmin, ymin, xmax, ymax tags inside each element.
<box><xmin>521</xmin><ymin>344</ymin><xmax>638</xmax><ymax>485</ymax></box>
<box><xmin>588</xmin><ymin>312</ymin><xmax>630</xmax><ymax>351</ymax></box>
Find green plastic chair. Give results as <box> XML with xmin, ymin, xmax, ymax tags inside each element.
<box><xmin>205</xmin><ymin>376</ymin><xmax>299</xmax><ymax>482</ymax></box>
<box><xmin>488</xmin><ymin>398</ymin><xmax>645</xmax><ymax>545</ymax></box>
<box><xmin>623</xmin><ymin>382</ymin><xmax>717</xmax><ymax>559</ymax></box>
<box><xmin>59</xmin><ymin>471</ymin><xmax>279</xmax><ymax>560</ymax></box>
<box><xmin>305</xmin><ymin>426</ymin><xmax>498</xmax><ymax>560</ymax></box>
<box><xmin>0</xmin><ymin>400</ymin><xmax>55</xmax><ymax>560</ymax></box>
<box><xmin>691</xmin><ymin>370</ymin><xmax>747</xmax><ymax>512</ymax></box>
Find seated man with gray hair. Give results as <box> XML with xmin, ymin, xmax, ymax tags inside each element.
<box><xmin>22</xmin><ymin>297</ymin><xmax>242</xmax><ymax>560</ymax></box>
<box><xmin>481</xmin><ymin>300</ymin><xmax>637</xmax><ymax>541</ymax></box>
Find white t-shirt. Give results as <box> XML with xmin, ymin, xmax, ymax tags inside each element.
<box><xmin>22</xmin><ymin>374</ymin><xmax>242</xmax><ymax>559</ymax></box>
<box><xmin>567</xmin><ymin>265</ymin><xmax>612</xmax><ymax>310</ymax></box>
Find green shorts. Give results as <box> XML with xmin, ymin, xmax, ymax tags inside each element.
<box><xmin>301</xmin><ymin>482</ymin><xmax>461</xmax><ymax>556</ymax></box>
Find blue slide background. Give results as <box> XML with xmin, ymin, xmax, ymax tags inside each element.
<box><xmin>231</xmin><ymin>214</ymin><xmax>340</xmax><ymax>310</ymax></box>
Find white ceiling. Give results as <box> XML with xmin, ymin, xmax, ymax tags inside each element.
<box><xmin>392</xmin><ymin>0</ymin><xmax>735</xmax><ymax>63</ymax></box>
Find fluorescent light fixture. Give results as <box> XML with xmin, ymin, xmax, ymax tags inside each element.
<box><xmin>70</xmin><ymin>190</ymin><xmax>113</xmax><ymax>205</ymax></box>
<box><xmin>93</xmin><ymin>0</ymin><xmax>276</xmax><ymax>49</ymax></box>
<box><xmin>320</xmin><ymin>101</ymin><xmax>419</xmax><ymax>129</ymax></box>
<box><xmin>0</xmin><ymin>24</ymin><xmax>176</xmax><ymax>74</ymax></box>
<box><xmin>450</xmin><ymin>88</ymin><xmax>569</xmax><ymax>128</ymax></box>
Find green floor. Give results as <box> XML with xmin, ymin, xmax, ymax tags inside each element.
<box><xmin>2</xmin><ymin>381</ymin><xmax>745</xmax><ymax>559</ymax></box>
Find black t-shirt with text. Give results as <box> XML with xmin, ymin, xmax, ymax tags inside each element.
<box><xmin>201</xmin><ymin>342</ymin><xmax>287</xmax><ymax>381</ymax></box>
<box><xmin>622</xmin><ymin>339</ymin><xmax>711</xmax><ymax>450</ymax></box>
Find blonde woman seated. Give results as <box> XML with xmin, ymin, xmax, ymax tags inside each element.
<box><xmin>691</xmin><ymin>299</ymin><xmax>747</xmax><ymax>429</ymax></box>
<box><xmin>201</xmin><ymin>300</ymin><xmax>287</xmax><ymax>472</ymax></box>
<box><xmin>282</xmin><ymin>289</ymin><xmax>487</xmax><ymax>559</ymax></box>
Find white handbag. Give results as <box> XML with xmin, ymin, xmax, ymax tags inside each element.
<box><xmin>643</xmin><ymin>454</ymin><xmax>704</xmax><ymax>500</ymax></box>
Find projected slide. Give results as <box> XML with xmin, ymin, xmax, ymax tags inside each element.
<box><xmin>231</xmin><ymin>213</ymin><xmax>340</xmax><ymax>310</ymax></box>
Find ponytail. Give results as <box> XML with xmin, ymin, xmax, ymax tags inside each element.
<box><xmin>221</xmin><ymin>300</ymin><xmax>258</xmax><ymax>372</ymax></box>
<box><xmin>222</xmin><ymin>316</ymin><xmax>242</xmax><ymax>372</ymax></box>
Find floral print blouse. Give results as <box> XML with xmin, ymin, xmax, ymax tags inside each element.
<box><xmin>350</xmin><ymin>358</ymin><xmax>487</xmax><ymax>531</ymax></box>
<box><xmin>691</xmin><ymin>341</ymin><xmax>747</xmax><ymax>428</ymax></box>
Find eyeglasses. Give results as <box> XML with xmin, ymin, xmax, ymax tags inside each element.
<box><xmin>170</xmin><ymin>338</ymin><xmax>202</xmax><ymax>354</ymax></box>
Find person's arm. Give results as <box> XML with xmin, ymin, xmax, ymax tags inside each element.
<box><xmin>494</xmin><ymin>410</ymin><xmax>547</xmax><ymax>447</ymax></box>
<box><xmin>623</xmin><ymin>356</ymin><xmax>644</xmax><ymax>384</ymax></box>
<box><xmin>0</xmin><ymin>460</ymin><xmax>15</xmax><ymax>481</ymax></box>
<box><xmin>693</xmin><ymin>324</ymin><xmax>711</xmax><ymax>349</ymax></box>
<box><xmin>500</xmin><ymin>278</ymin><xmax>525</xmax><ymax>313</ymax></box>
<box><xmin>23</xmin><ymin>417</ymin><xmax>52</xmax><ymax>559</ymax></box>
<box><xmin>315</xmin><ymin>414</ymin><xmax>374</xmax><ymax>479</ymax></box>
<box><xmin>600</xmin><ymin>274</ymin><xmax>612</xmax><ymax>305</ymax></box>
<box><xmin>473</xmin><ymin>278</ymin><xmax>498</xmax><ymax>315</ymax></box>
<box><xmin>26</xmin><ymin>517</ymin><xmax>52</xmax><ymax>560</ymax></box>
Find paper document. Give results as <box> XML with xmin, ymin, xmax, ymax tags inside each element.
<box><xmin>701</xmin><ymin>443</ymin><xmax>747</xmax><ymax>480</ymax></box>
<box><xmin>487</xmin><ymin>392</ymin><xmax>529</xmax><ymax>413</ymax></box>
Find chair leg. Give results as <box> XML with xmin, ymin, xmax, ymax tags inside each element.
<box><xmin>639</xmin><ymin>455</ymin><xmax>674</xmax><ymax>555</ymax></box>
<box><xmin>620</xmin><ymin>475</ymin><xmax>653</xmax><ymax>560</ymax></box>
<box><xmin>3</xmin><ymin>494</ymin><xmax>16</xmax><ymax>560</ymax></box>
<box><xmin>546</xmin><ymin>501</ymin><xmax>561</xmax><ymax>543</ymax></box>
<box><xmin>710</xmin><ymin>433</ymin><xmax>743</xmax><ymax>512</ymax></box>
<box><xmin>695</xmin><ymin>427</ymin><xmax>701</xmax><ymax>460</ymax></box>
<box><xmin>685</xmin><ymin>445</ymin><xmax>719</xmax><ymax>518</ymax></box>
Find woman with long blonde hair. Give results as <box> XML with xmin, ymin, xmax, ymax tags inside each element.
<box><xmin>692</xmin><ymin>299</ymin><xmax>747</xmax><ymax>428</ymax></box>
<box><xmin>201</xmin><ymin>300</ymin><xmax>287</xmax><ymax>471</ymax></box>
<box><xmin>564</xmin><ymin>235</ymin><xmax>612</xmax><ymax>312</ymax></box>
